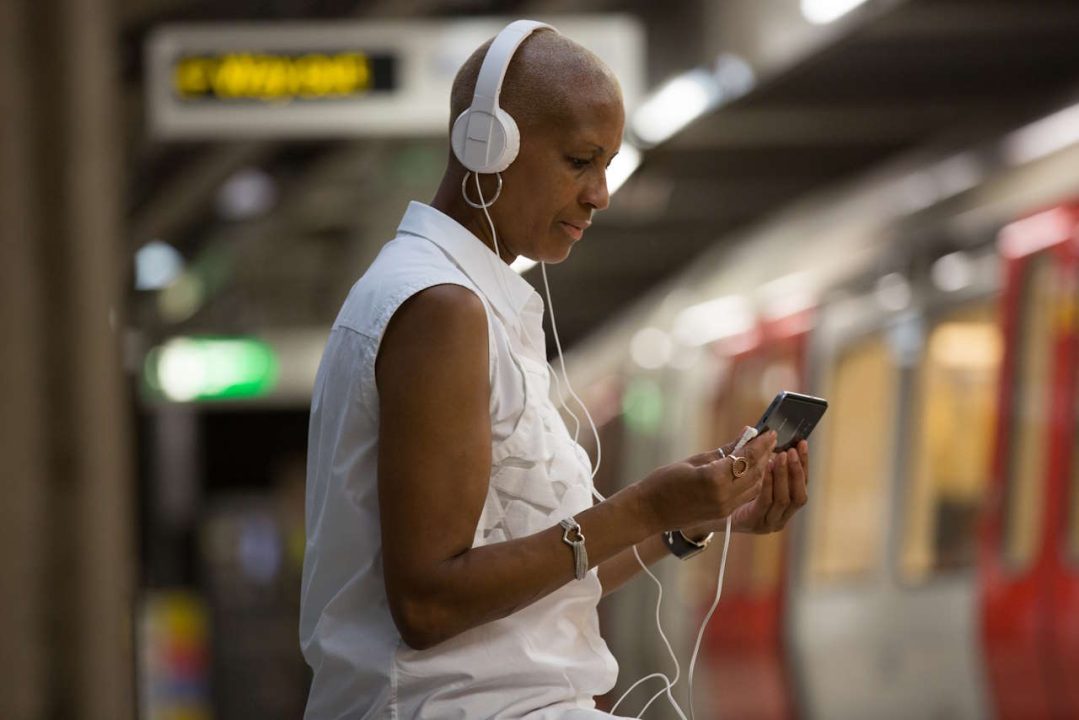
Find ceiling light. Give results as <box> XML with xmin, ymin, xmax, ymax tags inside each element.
<box><xmin>875</xmin><ymin>272</ymin><xmax>911</xmax><ymax>311</ymax></box>
<box><xmin>630</xmin><ymin>327</ymin><xmax>673</xmax><ymax>370</ymax></box>
<box><xmin>713</xmin><ymin>54</ymin><xmax>755</xmax><ymax>99</ymax></box>
<box><xmin>1002</xmin><ymin>101</ymin><xmax>1079</xmax><ymax>165</ymax></box>
<box><xmin>631</xmin><ymin>69</ymin><xmax>718</xmax><ymax>146</ymax></box>
<box><xmin>931</xmin><ymin>252</ymin><xmax>974</xmax><ymax>292</ymax></box>
<box><xmin>607</xmin><ymin>144</ymin><xmax>641</xmax><ymax>195</ymax></box>
<box><xmin>135</xmin><ymin>240</ymin><xmax>184</xmax><ymax>290</ymax></box>
<box><xmin>216</xmin><ymin>167</ymin><xmax>278</xmax><ymax>220</ymax></box>
<box><xmin>801</xmin><ymin>0</ymin><xmax>871</xmax><ymax>25</ymax></box>
<box><xmin>157</xmin><ymin>271</ymin><xmax>205</xmax><ymax>323</ymax></box>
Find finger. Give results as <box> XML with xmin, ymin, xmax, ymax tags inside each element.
<box><xmin>798</xmin><ymin>440</ymin><xmax>810</xmax><ymax>488</ymax></box>
<box><xmin>787</xmin><ymin>448</ymin><xmax>808</xmax><ymax>508</ymax></box>
<box><xmin>756</xmin><ymin>457</ymin><xmax>774</xmax><ymax>512</ymax></box>
<box><xmin>780</xmin><ymin>449</ymin><xmax>807</xmax><ymax>527</ymax></box>
<box><xmin>687</xmin><ymin>447</ymin><xmax>725</xmax><ymax>467</ymax></box>
<box><xmin>765</xmin><ymin>450</ymin><xmax>791</xmax><ymax>530</ymax></box>
<box><xmin>744</xmin><ymin>429</ymin><xmax>777</xmax><ymax>465</ymax></box>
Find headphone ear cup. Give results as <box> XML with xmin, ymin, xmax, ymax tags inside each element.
<box><xmin>489</xmin><ymin>107</ymin><xmax>520</xmax><ymax>173</ymax></box>
<box><xmin>451</xmin><ymin>107</ymin><xmax>520</xmax><ymax>174</ymax></box>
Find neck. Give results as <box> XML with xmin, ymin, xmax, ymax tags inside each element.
<box><xmin>431</xmin><ymin>166</ymin><xmax>516</xmax><ymax>265</ymax></box>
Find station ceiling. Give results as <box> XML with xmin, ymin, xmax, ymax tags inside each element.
<box><xmin>124</xmin><ymin>0</ymin><xmax>1079</xmax><ymax>353</ymax></box>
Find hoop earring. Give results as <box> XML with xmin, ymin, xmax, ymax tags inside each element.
<box><xmin>462</xmin><ymin>171</ymin><xmax>502</xmax><ymax>209</ymax></box>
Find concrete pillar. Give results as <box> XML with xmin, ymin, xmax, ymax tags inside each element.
<box><xmin>0</xmin><ymin>0</ymin><xmax>134</xmax><ymax>717</ymax></box>
<box><xmin>0</xmin><ymin>0</ymin><xmax>48</xmax><ymax>716</ymax></box>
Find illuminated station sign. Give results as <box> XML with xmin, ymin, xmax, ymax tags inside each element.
<box><xmin>146</xmin><ymin>18</ymin><xmax>644</xmax><ymax>139</ymax></box>
<box><xmin>171</xmin><ymin>51</ymin><xmax>397</xmax><ymax>102</ymax></box>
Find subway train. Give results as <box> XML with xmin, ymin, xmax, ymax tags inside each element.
<box><xmin>137</xmin><ymin>101</ymin><xmax>1078</xmax><ymax>718</ymax></box>
<box><xmin>562</xmin><ymin>100</ymin><xmax>1079</xmax><ymax>719</ymax></box>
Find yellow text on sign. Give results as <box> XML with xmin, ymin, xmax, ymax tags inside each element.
<box><xmin>173</xmin><ymin>52</ymin><xmax>374</xmax><ymax>101</ymax></box>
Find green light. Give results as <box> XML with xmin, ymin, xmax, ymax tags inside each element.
<box><xmin>144</xmin><ymin>337</ymin><xmax>279</xmax><ymax>401</ymax></box>
<box><xmin>622</xmin><ymin>377</ymin><xmax>664</xmax><ymax>435</ymax></box>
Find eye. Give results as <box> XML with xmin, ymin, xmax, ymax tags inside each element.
<box><xmin>567</xmin><ymin>156</ymin><xmax>591</xmax><ymax>170</ymax></box>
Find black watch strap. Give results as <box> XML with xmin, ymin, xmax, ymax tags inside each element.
<box><xmin>663</xmin><ymin>530</ymin><xmax>713</xmax><ymax>560</ymax></box>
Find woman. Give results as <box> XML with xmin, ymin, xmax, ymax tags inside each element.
<box><xmin>300</xmin><ymin>22</ymin><xmax>807</xmax><ymax>719</ymax></box>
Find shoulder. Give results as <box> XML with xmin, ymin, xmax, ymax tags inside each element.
<box><xmin>375</xmin><ymin>283</ymin><xmax>490</xmax><ymax>404</ymax></box>
<box><xmin>334</xmin><ymin>236</ymin><xmax>479</xmax><ymax>337</ymax></box>
<box><xmin>384</xmin><ymin>284</ymin><xmax>487</xmax><ymax>354</ymax></box>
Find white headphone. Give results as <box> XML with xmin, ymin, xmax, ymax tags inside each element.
<box><xmin>451</xmin><ymin>20</ymin><xmax>554</xmax><ymax>175</ymax></box>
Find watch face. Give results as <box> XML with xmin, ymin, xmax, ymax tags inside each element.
<box><xmin>665</xmin><ymin>530</ymin><xmax>711</xmax><ymax>559</ymax></box>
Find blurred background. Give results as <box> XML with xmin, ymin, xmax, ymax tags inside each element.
<box><xmin>3</xmin><ymin>0</ymin><xmax>1079</xmax><ymax>718</ymax></box>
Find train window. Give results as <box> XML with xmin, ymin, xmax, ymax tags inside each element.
<box><xmin>899</xmin><ymin>304</ymin><xmax>1001</xmax><ymax>583</ymax></box>
<box><xmin>1002</xmin><ymin>254</ymin><xmax>1054</xmax><ymax>570</ymax></box>
<box><xmin>809</xmin><ymin>335</ymin><xmax>895</xmax><ymax>585</ymax></box>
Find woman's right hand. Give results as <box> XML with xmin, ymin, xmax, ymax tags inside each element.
<box><xmin>639</xmin><ymin>429</ymin><xmax>777</xmax><ymax>531</ymax></box>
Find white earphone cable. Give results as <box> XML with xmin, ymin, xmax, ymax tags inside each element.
<box><xmin>539</xmin><ymin>262</ymin><xmax>602</xmax><ymax>487</ymax></box>
<box><xmin>467</xmin><ymin>172</ymin><xmax>750</xmax><ymax>720</ymax></box>
<box><xmin>546</xmin><ymin>359</ymin><xmax>583</xmax><ymax>445</ymax></box>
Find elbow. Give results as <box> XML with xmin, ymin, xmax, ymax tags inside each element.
<box><xmin>389</xmin><ymin>594</ymin><xmax>452</xmax><ymax>651</ymax></box>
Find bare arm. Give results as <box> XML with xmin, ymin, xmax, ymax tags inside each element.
<box><xmin>376</xmin><ymin>285</ymin><xmax>774</xmax><ymax>649</ymax></box>
<box><xmin>595</xmin><ymin>532</ymin><xmax>671</xmax><ymax>597</ymax></box>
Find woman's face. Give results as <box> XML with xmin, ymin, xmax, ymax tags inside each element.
<box><xmin>486</xmin><ymin>92</ymin><xmax>625</xmax><ymax>264</ymax></box>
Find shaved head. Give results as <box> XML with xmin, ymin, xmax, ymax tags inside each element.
<box><xmin>449</xmin><ymin>28</ymin><xmax>622</xmax><ymax>136</ymax></box>
<box><xmin>433</xmin><ymin>25</ymin><xmax>625</xmax><ymax>266</ymax></box>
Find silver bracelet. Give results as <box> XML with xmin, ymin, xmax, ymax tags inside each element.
<box><xmin>559</xmin><ymin>517</ymin><xmax>588</xmax><ymax>580</ymax></box>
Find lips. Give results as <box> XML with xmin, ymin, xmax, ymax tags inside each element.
<box><xmin>559</xmin><ymin>220</ymin><xmax>591</xmax><ymax>241</ymax></box>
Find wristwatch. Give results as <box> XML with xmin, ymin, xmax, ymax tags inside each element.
<box><xmin>662</xmin><ymin>529</ymin><xmax>714</xmax><ymax>560</ymax></box>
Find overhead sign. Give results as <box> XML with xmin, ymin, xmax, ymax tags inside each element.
<box><xmin>171</xmin><ymin>51</ymin><xmax>397</xmax><ymax>102</ymax></box>
<box><xmin>146</xmin><ymin>17</ymin><xmax>645</xmax><ymax>139</ymax></box>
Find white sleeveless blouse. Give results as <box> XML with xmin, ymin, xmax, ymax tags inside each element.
<box><xmin>300</xmin><ymin>202</ymin><xmax>619</xmax><ymax>719</ymax></box>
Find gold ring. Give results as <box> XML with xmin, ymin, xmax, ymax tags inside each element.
<box><xmin>731</xmin><ymin>456</ymin><xmax>749</xmax><ymax>478</ymax></box>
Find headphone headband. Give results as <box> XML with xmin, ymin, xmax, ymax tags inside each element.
<box><xmin>451</xmin><ymin>19</ymin><xmax>556</xmax><ymax>175</ymax></box>
<box><xmin>470</xmin><ymin>20</ymin><xmax>552</xmax><ymax>116</ymax></box>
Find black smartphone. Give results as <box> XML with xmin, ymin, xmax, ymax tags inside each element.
<box><xmin>755</xmin><ymin>391</ymin><xmax>828</xmax><ymax>452</ymax></box>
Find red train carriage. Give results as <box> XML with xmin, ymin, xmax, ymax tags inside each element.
<box><xmin>980</xmin><ymin>204</ymin><xmax>1079</xmax><ymax>720</ymax></box>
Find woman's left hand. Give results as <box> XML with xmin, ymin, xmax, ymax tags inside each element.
<box><xmin>684</xmin><ymin>439</ymin><xmax>809</xmax><ymax>537</ymax></box>
<box><xmin>729</xmin><ymin>440</ymin><xmax>809</xmax><ymax>534</ymax></box>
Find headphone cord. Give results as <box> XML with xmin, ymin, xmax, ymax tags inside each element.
<box><xmin>468</xmin><ymin>173</ymin><xmax>696</xmax><ymax>720</ymax></box>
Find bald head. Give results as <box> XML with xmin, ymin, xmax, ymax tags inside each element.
<box><xmin>449</xmin><ymin>28</ymin><xmax>622</xmax><ymax>137</ymax></box>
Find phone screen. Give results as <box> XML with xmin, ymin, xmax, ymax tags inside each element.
<box><xmin>755</xmin><ymin>391</ymin><xmax>828</xmax><ymax>452</ymax></box>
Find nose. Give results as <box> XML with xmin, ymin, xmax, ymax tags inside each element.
<box><xmin>581</xmin><ymin>170</ymin><xmax>610</xmax><ymax>212</ymax></box>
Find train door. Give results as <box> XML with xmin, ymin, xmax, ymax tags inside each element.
<box><xmin>791</xmin><ymin>257</ymin><xmax>999</xmax><ymax>719</ymax></box>
<box><xmin>788</xmin><ymin>299</ymin><xmax>901</xmax><ymax>720</ymax></box>
<box><xmin>888</xmin><ymin>293</ymin><xmax>999</xmax><ymax>720</ymax></box>
<box><xmin>688</xmin><ymin>311</ymin><xmax>810</xmax><ymax>720</ymax></box>
<box><xmin>980</xmin><ymin>204</ymin><xmax>1079</xmax><ymax>719</ymax></box>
